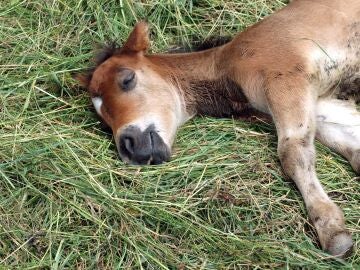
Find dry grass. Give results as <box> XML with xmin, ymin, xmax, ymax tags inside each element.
<box><xmin>0</xmin><ymin>0</ymin><xmax>359</xmax><ymax>269</ymax></box>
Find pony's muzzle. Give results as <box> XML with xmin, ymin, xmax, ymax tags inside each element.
<box><xmin>118</xmin><ymin>125</ymin><xmax>171</xmax><ymax>165</ymax></box>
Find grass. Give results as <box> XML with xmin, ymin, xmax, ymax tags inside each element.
<box><xmin>0</xmin><ymin>0</ymin><xmax>359</xmax><ymax>268</ymax></box>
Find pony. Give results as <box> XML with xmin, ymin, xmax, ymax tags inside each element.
<box><xmin>77</xmin><ymin>0</ymin><xmax>360</xmax><ymax>258</ymax></box>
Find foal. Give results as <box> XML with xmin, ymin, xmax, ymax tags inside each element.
<box><xmin>78</xmin><ymin>0</ymin><xmax>360</xmax><ymax>258</ymax></box>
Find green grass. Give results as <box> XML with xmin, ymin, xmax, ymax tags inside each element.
<box><xmin>0</xmin><ymin>0</ymin><xmax>359</xmax><ymax>269</ymax></box>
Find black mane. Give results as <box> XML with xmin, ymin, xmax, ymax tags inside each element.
<box><xmin>168</xmin><ymin>35</ymin><xmax>232</xmax><ymax>53</ymax></box>
<box><xmin>192</xmin><ymin>36</ymin><xmax>232</xmax><ymax>51</ymax></box>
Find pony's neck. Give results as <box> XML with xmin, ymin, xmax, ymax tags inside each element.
<box><xmin>148</xmin><ymin>47</ymin><xmax>223</xmax><ymax>81</ymax></box>
<box><xmin>148</xmin><ymin>47</ymin><xmax>254</xmax><ymax>118</ymax></box>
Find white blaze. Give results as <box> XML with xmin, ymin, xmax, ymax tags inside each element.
<box><xmin>92</xmin><ymin>97</ymin><xmax>103</xmax><ymax>117</ymax></box>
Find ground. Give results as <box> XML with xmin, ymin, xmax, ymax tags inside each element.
<box><xmin>0</xmin><ymin>0</ymin><xmax>359</xmax><ymax>269</ymax></box>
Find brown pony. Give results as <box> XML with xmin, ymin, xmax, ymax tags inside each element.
<box><xmin>77</xmin><ymin>0</ymin><xmax>360</xmax><ymax>258</ymax></box>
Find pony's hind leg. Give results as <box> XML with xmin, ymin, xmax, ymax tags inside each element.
<box><xmin>316</xmin><ymin>99</ymin><xmax>360</xmax><ymax>174</ymax></box>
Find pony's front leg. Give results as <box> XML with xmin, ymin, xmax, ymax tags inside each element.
<box><xmin>266</xmin><ymin>83</ymin><xmax>353</xmax><ymax>257</ymax></box>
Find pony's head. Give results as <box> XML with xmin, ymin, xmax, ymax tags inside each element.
<box><xmin>77</xmin><ymin>22</ymin><xmax>190</xmax><ymax>165</ymax></box>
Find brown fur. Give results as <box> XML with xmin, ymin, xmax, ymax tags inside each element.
<box><xmin>78</xmin><ymin>0</ymin><xmax>360</xmax><ymax>258</ymax></box>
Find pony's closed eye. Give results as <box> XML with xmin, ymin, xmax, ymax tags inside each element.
<box><xmin>118</xmin><ymin>68</ymin><xmax>137</xmax><ymax>91</ymax></box>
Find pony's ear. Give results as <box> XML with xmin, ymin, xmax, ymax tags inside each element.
<box><xmin>122</xmin><ymin>21</ymin><xmax>150</xmax><ymax>53</ymax></box>
<box><xmin>75</xmin><ymin>72</ymin><xmax>92</xmax><ymax>88</ymax></box>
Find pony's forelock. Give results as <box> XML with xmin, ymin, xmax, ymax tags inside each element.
<box><xmin>94</xmin><ymin>42</ymin><xmax>122</xmax><ymax>66</ymax></box>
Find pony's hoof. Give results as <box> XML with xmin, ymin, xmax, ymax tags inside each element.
<box><xmin>326</xmin><ymin>231</ymin><xmax>353</xmax><ymax>258</ymax></box>
<box><xmin>350</xmin><ymin>150</ymin><xmax>360</xmax><ymax>174</ymax></box>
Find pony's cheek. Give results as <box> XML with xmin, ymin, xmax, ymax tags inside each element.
<box><xmin>96</xmin><ymin>102</ymin><xmax>114</xmax><ymax>130</ymax></box>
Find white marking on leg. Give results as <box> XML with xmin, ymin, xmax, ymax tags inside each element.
<box><xmin>316</xmin><ymin>99</ymin><xmax>360</xmax><ymax>148</ymax></box>
<box><xmin>317</xmin><ymin>99</ymin><xmax>360</xmax><ymax>126</ymax></box>
<box><xmin>316</xmin><ymin>98</ymin><xmax>360</xmax><ymax>172</ymax></box>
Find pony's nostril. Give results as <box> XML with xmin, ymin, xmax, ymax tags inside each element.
<box><xmin>121</xmin><ymin>136</ymin><xmax>135</xmax><ymax>155</ymax></box>
<box><xmin>149</xmin><ymin>131</ymin><xmax>155</xmax><ymax>148</ymax></box>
